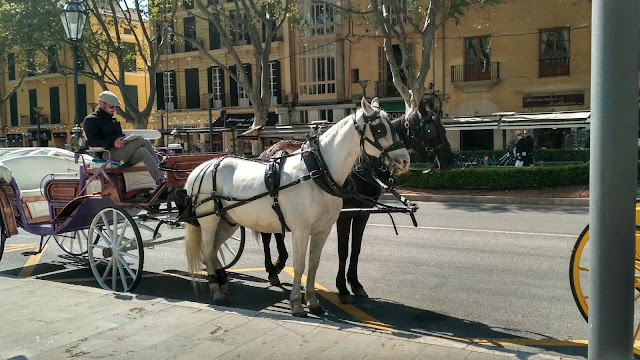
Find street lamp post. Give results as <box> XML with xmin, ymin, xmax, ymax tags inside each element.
<box><xmin>32</xmin><ymin>106</ymin><xmax>43</xmax><ymax>147</ymax></box>
<box><xmin>357</xmin><ymin>80</ymin><xmax>371</xmax><ymax>99</ymax></box>
<box><xmin>202</xmin><ymin>93</ymin><xmax>215</xmax><ymax>152</ymax></box>
<box><xmin>60</xmin><ymin>1</ymin><xmax>88</xmax><ymax>152</ymax></box>
<box><xmin>157</xmin><ymin>109</ymin><xmax>167</xmax><ymax>146</ymax></box>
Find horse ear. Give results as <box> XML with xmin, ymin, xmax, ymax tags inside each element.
<box><xmin>371</xmin><ymin>97</ymin><xmax>380</xmax><ymax>108</ymax></box>
<box><xmin>361</xmin><ymin>97</ymin><xmax>374</xmax><ymax>116</ymax></box>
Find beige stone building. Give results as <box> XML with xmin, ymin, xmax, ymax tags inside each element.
<box><xmin>159</xmin><ymin>0</ymin><xmax>617</xmax><ymax>153</ymax></box>
<box><xmin>0</xmin><ymin>14</ymin><xmax>149</xmax><ymax>148</ymax></box>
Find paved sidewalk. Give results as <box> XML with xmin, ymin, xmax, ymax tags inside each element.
<box><xmin>0</xmin><ymin>275</ymin><xmax>576</xmax><ymax>360</ymax></box>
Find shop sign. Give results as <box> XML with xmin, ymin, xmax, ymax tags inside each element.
<box><xmin>522</xmin><ymin>94</ymin><xmax>584</xmax><ymax>108</ymax></box>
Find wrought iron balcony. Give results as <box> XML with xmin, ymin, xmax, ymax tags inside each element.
<box><xmin>539</xmin><ymin>57</ymin><xmax>570</xmax><ymax>77</ymax></box>
<box><xmin>450</xmin><ymin>62</ymin><xmax>500</xmax><ymax>83</ymax></box>
<box><xmin>450</xmin><ymin>62</ymin><xmax>501</xmax><ymax>93</ymax></box>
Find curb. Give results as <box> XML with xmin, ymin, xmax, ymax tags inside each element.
<box><xmin>380</xmin><ymin>193</ymin><xmax>589</xmax><ymax>206</ymax></box>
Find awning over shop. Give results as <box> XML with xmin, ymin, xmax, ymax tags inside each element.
<box><xmin>499</xmin><ymin>111</ymin><xmax>591</xmax><ymax>129</ymax></box>
<box><xmin>212</xmin><ymin>112</ymin><xmax>278</xmax><ymax>129</ymax></box>
<box><xmin>442</xmin><ymin>115</ymin><xmax>501</xmax><ymax>130</ymax></box>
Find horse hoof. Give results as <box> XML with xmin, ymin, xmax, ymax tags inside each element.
<box><xmin>221</xmin><ymin>281</ymin><xmax>230</xmax><ymax>294</ymax></box>
<box><xmin>292</xmin><ymin>311</ymin><xmax>307</xmax><ymax>318</ymax></box>
<box><xmin>268</xmin><ymin>275</ymin><xmax>281</xmax><ymax>286</ymax></box>
<box><xmin>339</xmin><ymin>294</ymin><xmax>354</xmax><ymax>304</ymax></box>
<box><xmin>213</xmin><ymin>296</ymin><xmax>227</xmax><ymax>306</ymax></box>
<box><xmin>308</xmin><ymin>305</ymin><xmax>325</xmax><ymax>315</ymax></box>
<box><xmin>353</xmin><ymin>288</ymin><xmax>368</xmax><ymax>298</ymax></box>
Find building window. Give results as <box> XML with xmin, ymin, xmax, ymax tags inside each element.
<box><xmin>183</xmin><ymin>0</ymin><xmax>193</xmax><ymax>9</ymax></box>
<box><xmin>185</xmin><ymin>68</ymin><xmax>200</xmax><ymax>109</ymax></box>
<box><xmin>230</xmin><ymin>11</ymin><xmax>250</xmax><ymax>45</ymax></box>
<box><xmin>299</xmin><ymin>110</ymin><xmax>308</xmax><ymax>124</ymax></box>
<box><xmin>207</xmin><ymin>66</ymin><xmax>225</xmax><ymax>107</ymax></box>
<box><xmin>352</xmin><ymin>69</ymin><xmax>359</xmax><ymax>83</ymax></box>
<box><xmin>320</xmin><ymin>109</ymin><xmax>333</xmax><ymax>122</ymax></box>
<box><xmin>298</xmin><ymin>42</ymin><xmax>336</xmax><ymax>95</ymax></box>
<box><xmin>539</xmin><ymin>27</ymin><xmax>569</xmax><ymax>77</ymax></box>
<box><xmin>156</xmin><ymin>70</ymin><xmax>177</xmax><ymax>110</ymax></box>
<box><xmin>236</xmin><ymin>65</ymin><xmax>249</xmax><ymax>106</ymax></box>
<box><xmin>308</xmin><ymin>3</ymin><xmax>334</xmax><ymax>36</ymax></box>
<box><xmin>123</xmin><ymin>43</ymin><xmax>136</xmax><ymax>72</ymax></box>
<box><xmin>77</xmin><ymin>55</ymin><xmax>85</xmax><ymax>71</ymax></box>
<box><xmin>268</xmin><ymin>60</ymin><xmax>281</xmax><ymax>104</ymax></box>
<box><xmin>7</xmin><ymin>53</ymin><xmax>15</xmax><ymax>81</ymax></box>
<box><xmin>48</xmin><ymin>45</ymin><xmax>58</xmax><ymax>73</ymax></box>
<box><xmin>183</xmin><ymin>16</ymin><xmax>197</xmax><ymax>52</ymax></box>
<box><xmin>464</xmin><ymin>36</ymin><xmax>491</xmax><ymax>81</ymax></box>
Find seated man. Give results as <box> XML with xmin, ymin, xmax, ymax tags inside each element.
<box><xmin>83</xmin><ymin>90</ymin><xmax>165</xmax><ymax>188</ymax></box>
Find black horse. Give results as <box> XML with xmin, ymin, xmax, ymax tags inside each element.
<box><xmin>259</xmin><ymin>100</ymin><xmax>454</xmax><ymax>303</ymax></box>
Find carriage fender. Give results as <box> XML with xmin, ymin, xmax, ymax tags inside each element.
<box><xmin>0</xmin><ymin>185</ymin><xmax>18</xmax><ymax>236</ymax></box>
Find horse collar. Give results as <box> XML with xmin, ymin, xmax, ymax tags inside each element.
<box><xmin>301</xmin><ymin>135</ymin><xmax>356</xmax><ymax>198</ymax></box>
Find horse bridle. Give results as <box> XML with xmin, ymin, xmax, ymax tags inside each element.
<box><xmin>401</xmin><ymin>110</ymin><xmax>450</xmax><ymax>171</ymax></box>
<box><xmin>353</xmin><ymin>108</ymin><xmax>406</xmax><ymax>166</ymax></box>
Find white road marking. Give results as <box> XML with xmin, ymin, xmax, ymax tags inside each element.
<box><xmin>368</xmin><ymin>223</ymin><xmax>576</xmax><ymax>237</ymax></box>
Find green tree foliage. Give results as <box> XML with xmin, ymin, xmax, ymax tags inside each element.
<box><xmin>0</xmin><ymin>0</ymin><xmax>64</xmax><ymax>103</ymax></box>
<box><xmin>169</xmin><ymin>0</ymin><xmax>300</xmax><ymax>129</ymax></box>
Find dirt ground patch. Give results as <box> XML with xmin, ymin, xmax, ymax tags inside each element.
<box><xmin>394</xmin><ymin>184</ymin><xmax>640</xmax><ymax>199</ymax></box>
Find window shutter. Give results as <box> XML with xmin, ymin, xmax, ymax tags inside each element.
<box><xmin>156</xmin><ymin>72</ymin><xmax>165</xmax><ymax>110</ymax></box>
<box><xmin>170</xmin><ymin>71</ymin><xmax>178</xmax><ymax>108</ymax></box>
<box><xmin>220</xmin><ymin>70</ymin><xmax>226</xmax><ymax>107</ymax></box>
<box><xmin>229</xmin><ymin>65</ymin><xmax>238</xmax><ymax>106</ymax></box>
<box><xmin>209</xmin><ymin>21</ymin><xmax>220</xmax><ymax>50</ymax></box>
<box><xmin>244</xmin><ymin>63</ymin><xmax>252</xmax><ymax>106</ymax></box>
<box><xmin>49</xmin><ymin>87</ymin><xmax>60</xmax><ymax>124</ymax></box>
<box><xmin>207</xmin><ymin>66</ymin><xmax>213</xmax><ymax>108</ymax></box>
<box><xmin>185</xmin><ymin>68</ymin><xmax>200</xmax><ymax>109</ymax></box>
<box><xmin>29</xmin><ymin>89</ymin><xmax>37</xmax><ymax>125</ymax></box>
<box><xmin>272</xmin><ymin>60</ymin><xmax>281</xmax><ymax>104</ymax></box>
<box><xmin>10</xmin><ymin>93</ymin><xmax>17</xmax><ymax>126</ymax></box>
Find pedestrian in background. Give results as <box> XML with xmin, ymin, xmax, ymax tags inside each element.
<box><xmin>523</xmin><ymin>130</ymin><xmax>534</xmax><ymax>166</ymax></box>
<box><xmin>514</xmin><ymin>131</ymin><xmax>526</xmax><ymax>167</ymax></box>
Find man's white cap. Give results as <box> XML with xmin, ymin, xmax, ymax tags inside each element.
<box><xmin>98</xmin><ymin>90</ymin><xmax>121</xmax><ymax>106</ymax></box>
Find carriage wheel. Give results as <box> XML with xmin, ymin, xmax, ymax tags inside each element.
<box><xmin>219</xmin><ymin>226</ymin><xmax>245</xmax><ymax>270</ymax></box>
<box><xmin>88</xmin><ymin>206</ymin><xmax>144</xmax><ymax>292</ymax></box>
<box><xmin>569</xmin><ymin>201</ymin><xmax>640</xmax><ymax>355</ymax></box>
<box><xmin>0</xmin><ymin>220</ymin><xmax>5</xmax><ymax>262</ymax></box>
<box><xmin>54</xmin><ymin>230</ymin><xmax>94</xmax><ymax>256</ymax></box>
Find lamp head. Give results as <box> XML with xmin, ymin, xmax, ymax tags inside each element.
<box><xmin>60</xmin><ymin>1</ymin><xmax>89</xmax><ymax>41</ymax></box>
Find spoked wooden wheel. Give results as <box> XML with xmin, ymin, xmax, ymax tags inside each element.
<box><xmin>54</xmin><ymin>230</ymin><xmax>94</xmax><ymax>256</ymax></box>
<box><xmin>219</xmin><ymin>226</ymin><xmax>245</xmax><ymax>269</ymax></box>
<box><xmin>569</xmin><ymin>200</ymin><xmax>640</xmax><ymax>355</ymax></box>
<box><xmin>0</xmin><ymin>220</ymin><xmax>5</xmax><ymax>262</ymax></box>
<box><xmin>88</xmin><ymin>207</ymin><xmax>143</xmax><ymax>292</ymax></box>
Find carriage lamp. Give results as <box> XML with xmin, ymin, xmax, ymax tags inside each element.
<box><xmin>60</xmin><ymin>1</ymin><xmax>89</xmax><ymax>133</ymax></box>
<box><xmin>69</xmin><ymin>125</ymin><xmax>86</xmax><ymax>153</ymax></box>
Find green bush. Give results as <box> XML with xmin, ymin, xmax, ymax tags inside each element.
<box><xmin>410</xmin><ymin>148</ymin><xmax>593</xmax><ymax>163</ymax></box>
<box><xmin>396</xmin><ymin>162</ymin><xmax>594</xmax><ymax>189</ymax></box>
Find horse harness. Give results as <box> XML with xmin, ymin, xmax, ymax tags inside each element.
<box><xmin>177</xmin><ymin>109</ymin><xmax>405</xmax><ymax>236</ymax></box>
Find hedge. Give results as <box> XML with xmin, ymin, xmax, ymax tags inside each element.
<box><xmin>395</xmin><ymin>161</ymin><xmax>640</xmax><ymax>190</ymax></box>
<box><xmin>409</xmin><ymin>148</ymin><xmax>620</xmax><ymax>163</ymax></box>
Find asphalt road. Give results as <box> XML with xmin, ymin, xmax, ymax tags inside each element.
<box><xmin>0</xmin><ymin>201</ymin><xmax>590</xmax><ymax>358</ymax></box>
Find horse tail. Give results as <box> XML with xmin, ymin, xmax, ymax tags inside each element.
<box><xmin>185</xmin><ymin>223</ymin><xmax>202</xmax><ymax>282</ymax></box>
<box><xmin>253</xmin><ymin>230</ymin><xmax>261</xmax><ymax>246</ymax></box>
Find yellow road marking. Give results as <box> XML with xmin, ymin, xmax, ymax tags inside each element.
<box><xmin>282</xmin><ymin>267</ymin><xmax>394</xmax><ymax>332</ymax></box>
<box><xmin>5</xmin><ymin>244</ymin><xmax>39</xmax><ymax>252</ymax></box>
<box><xmin>18</xmin><ymin>244</ymin><xmax>47</xmax><ymax>278</ymax></box>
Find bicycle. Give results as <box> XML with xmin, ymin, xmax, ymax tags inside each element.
<box><xmin>569</xmin><ymin>199</ymin><xmax>640</xmax><ymax>355</ymax></box>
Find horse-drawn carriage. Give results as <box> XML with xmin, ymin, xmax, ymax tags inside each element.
<box><xmin>0</xmin><ymin>134</ymin><xmax>244</xmax><ymax>292</ymax></box>
<box><xmin>0</xmin><ymin>97</ymin><xmax>453</xmax><ymax>318</ymax></box>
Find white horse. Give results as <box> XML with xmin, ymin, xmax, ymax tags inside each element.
<box><xmin>184</xmin><ymin>97</ymin><xmax>410</xmax><ymax>316</ymax></box>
